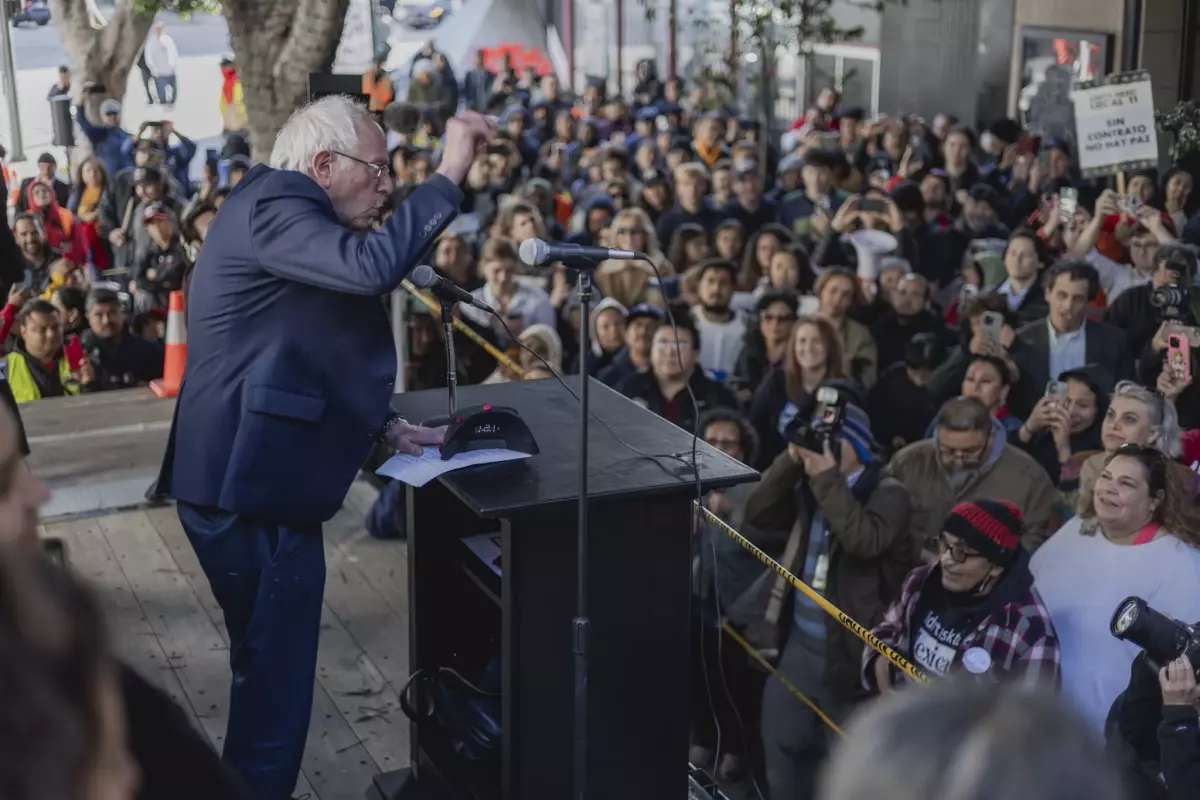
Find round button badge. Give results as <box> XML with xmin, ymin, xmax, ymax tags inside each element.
<box><xmin>962</xmin><ymin>647</ymin><xmax>992</xmax><ymax>675</ymax></box>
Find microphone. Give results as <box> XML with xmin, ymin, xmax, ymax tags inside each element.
<box><xmin>408</xmin><ymin>264</ymin><xmax>493</xmax><ymax>313</ymax></box>
<box><xmin>518</xmin><ymin>238</ymin><xmax>645</xmax><ymax>268</ymax></box>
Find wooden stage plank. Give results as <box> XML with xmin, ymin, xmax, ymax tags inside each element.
<box><xmin>48</xmin><ymin>516</ymin><xmax>191</xmax><ymax>713</ymax></box>
<box><xmin>96</xmin><ymin>511</ymin><xmax>232</xmax><ymax>750</ymax></box>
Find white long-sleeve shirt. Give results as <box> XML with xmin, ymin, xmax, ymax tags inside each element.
<box><xmin>144</xmin><ymin>34</ymin><xmax>178</xmax><ymax>77</ymax></box>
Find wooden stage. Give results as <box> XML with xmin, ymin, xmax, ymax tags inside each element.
<box><xmin>27</xmin><ymin>390</ymin><xmax>410</xmax><ymax>800</ymax></box>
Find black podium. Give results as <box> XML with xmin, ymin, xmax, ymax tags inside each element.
<box><xmin>373</xmin><ymin>377</ymin><xmax>758</xmax><ymax>800</ymax></box>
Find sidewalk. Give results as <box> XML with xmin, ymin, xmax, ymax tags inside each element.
<box><xmin>1</xmin><ymin>54</ymin><xmax>224</xmax><ymax>183</ymax></box>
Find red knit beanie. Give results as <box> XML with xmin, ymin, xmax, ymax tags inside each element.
<box><xmin>942</xmin><ymin>500</ymin><xmax>1025</xmax><ymax>566</ymax></box>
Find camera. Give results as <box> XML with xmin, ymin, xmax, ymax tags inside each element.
<box><xmin>1111</xmin><ymin>596</ymin><xmax>1200</xmax><ymax>676</ymax></box>
<box><xmin>1151</xmin><ymin>281</ymin><xmax>1189</xmax><ymax>320</ymax></box>
<box><xmin>784</xmin><ymin>386</ymin><xmax>847</xmax><ymax>454</ymax></box>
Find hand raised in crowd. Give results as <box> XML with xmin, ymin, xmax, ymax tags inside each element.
<box><xmin>7</xmin><ymin>283</ymin><xmax>32</xmax><ymax>308</ymax></box>
<box><xmin>1158</xmin><ymin>360</ymin><xmax>1193</xmax><ymax>402</ymax></box>
<box><xmin>1137</xmin><ymin>202</ymin><xmax>1167</xmax><ymax>236</ymax></box>
<box><xmin>75</xmin><ymin>358</ymin><xmax>95</xmax><ymax>388</ymax></box>
<box><xmin>1010</xmin><ymin>153</ymin><xmax>1031</xmax><ymax>186</ymax></box>
<box><xmin>436</xmin><ymin>111</ymin><xmax>499</xmax><ymax>186</ymax></box>
<box><xmin>967</xmin><ymin>323</ymin><xmax>1014</xmax><ymax>358</ymax></box>
<box><xmin>1095</xmin><ymin>188</ymin><xmax>1120</xmax><ymax>219</ymax></box>
<box><xmin>1022</xmin><ymin>394</ymin><xmax>1069</xmax><ymax>441</ymax></box>
<box><xmin>1047</xmin><ymin>405</ymin><xmax>1073</xmax><ymax>463</ymax></box>
<box><xmin>1027</xmin><ymin>157</ymin><xmax>1046</xmax><ymax>194</ymax></box>
<box><xmin>1158</xmin><ymin>656</ymin><xmax>1200</xmax><ymax>708</ymax></box>
<box><xmin>788</xmin><ymin>438</ymin><xmax>838</xmax><ymax>477</ymax></box>
<box><xmin>998</xmin><ymin>143</ymin><xmax>1019</xmax><ymax>173</ymax></box>
<box><xmin>898</xmin><ymin>147</ymin><xmax>922</xmax><ymax>179</ymax></box>
<box><xmin>830</xmin><ymin>196</ymin><xmax>860</xmax><ymax>235</ymax></box>
<box><xmin>109</xmin><ymin>229</ymin><xmax>127</xmax><ymax>247</ymax></box>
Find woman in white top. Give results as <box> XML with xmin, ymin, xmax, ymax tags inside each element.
<box><xmin>1030</xmin><ymin>444</ymin><xmax>1200</xmax><ymax>733</ymax></box>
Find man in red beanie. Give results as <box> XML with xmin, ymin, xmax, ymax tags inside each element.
<box><xmin>863</xmin><ymin>499</ymin><xmax>1061</xmax><ymax>691</ymax></box>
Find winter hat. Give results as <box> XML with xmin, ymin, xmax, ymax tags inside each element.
<box><xmin>832</xmin><ymin>402</ymin><xmax>877</xmax><ymax>464</ymax></box>
<box><xmin>943</xmin><ymin>500</ymin><xmax>1025</xmax><ymax>566</ymax></box>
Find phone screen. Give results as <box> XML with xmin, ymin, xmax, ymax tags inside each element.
<box><xmin>1059</xmin><ymin>188</ymin><xmax>1078</xmax><ymax>219</ymax></box>
<box><xmin>1168</xmin><ymin>335</ymin><xmax>1193</xmax><ymax>384</ymax></box>
<box><xmin>860</xmin><ymin>198</ymin><xmax>886</xmax><ymax>213</ymax></box>
<box><xmin>64</xmin><ymin>335</ymin><xmax>85</xmax><ymax>373</ymax></box>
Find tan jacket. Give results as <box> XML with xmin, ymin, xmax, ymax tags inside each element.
<box><xmin>889</xmin><ymin>431</ymin><xmax>1057</xmax><ymax>553</ymax></box>
<box><xmin>736</xmin><ymin>453</ymin><xmax>914</xmax><ymax>701</ymax></box>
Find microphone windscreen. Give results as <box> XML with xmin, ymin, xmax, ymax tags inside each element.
<box><xmin>409</xmin><ymin>264</ymin><xmax>437</xmax><ymax>289</ymax></box>
<box><xmin>519</xmin><ymin>238</ymin><xmax>550</xmax><ymax>267</ymax></box>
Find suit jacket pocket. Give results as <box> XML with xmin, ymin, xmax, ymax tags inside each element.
<box><xmin>245</xmin><ymin>385</ymin><xmax>326</xmax><ymax>424</ymax></box>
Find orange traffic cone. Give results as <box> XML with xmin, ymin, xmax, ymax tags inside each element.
<box><xmin>150</xmin><ymin>291</ymin><xmax>187</xmax><ymax>398</ymax></box>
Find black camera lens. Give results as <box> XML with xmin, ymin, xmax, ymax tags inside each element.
<box><xmin>1111</xmin><ymin>596</ymin><xmax>1194</xmax><ymax>667</ymax></box>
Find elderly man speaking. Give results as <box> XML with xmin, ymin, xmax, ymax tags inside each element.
<box><xmin>156</xmin><ymin>97</ymin><xmax>496</xmax><ymax>799</ymax></box>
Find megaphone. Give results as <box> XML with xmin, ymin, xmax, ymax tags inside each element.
<box><xmin>842</xmin><ymin>229</ymin><xmax>898</xmax><ymax>283</ymax></box>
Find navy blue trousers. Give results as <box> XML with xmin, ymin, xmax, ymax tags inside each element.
<box><xmin>178</xmin><ymin>501</ymin><xmax>326</xmax><ymax>800</ymax></box>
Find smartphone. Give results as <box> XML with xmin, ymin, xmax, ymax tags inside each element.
<box><xmin>980</xmin><ymin>311</ymin><xmax>1004</xmax><ymax>344</ymax></box>
<box><xmin>1045</xmin><ymin>380</ymin><xmax>1068</xmax><ymax>405</ymax></box>
<box><xmin>860</xmin><ymin>197</ymin><xmax>887</xmax><ymax>213</ymax></box>
<box><xmin>1018</xmin><ymin>132</ymin><xmax>1042</xmax><ymax>155</ymax></box>
<box><xmin>1167</xmin><ymin>335</ymin><xmax>1193</xmax><ymax>384</ymax></box>
<box><xmin>1038</xmin><ymin>150</ymin><xmax>1051</xmax><ymax>170</ymax></box>
<box><xmin>815</xmin><ymin>194</ymin><xmax>832</xmax><ymax>214</ymax></box>
<box><xmin>64</xmin><ymin>334</ymin><xmax>85</xmax><ymax>373</ymax></box>
<box><xmin>217</xmin><ymin>159</ymin><xmax>232</xmax><ymax>189</ymax></box>
<box><xmin>1059</xmin><ymin>187</ymin><xmax>1078</xmax><ymax>220</ymax></box>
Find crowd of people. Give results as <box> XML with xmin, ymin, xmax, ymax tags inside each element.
<box><xmin>380</xmin><ymin>47</ymin><xmax>1200</xmax><ymax>800</ymax></box>
<box><xmin>1</xmin><ymin>32</ymin><xmax>1200</xmax><ymax>800</ymax></box>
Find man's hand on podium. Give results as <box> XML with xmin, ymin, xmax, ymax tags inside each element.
<box><xmin>386</xmin><ymin>421</ymin><xmax>448</xmax><ymax>456</ymax></box>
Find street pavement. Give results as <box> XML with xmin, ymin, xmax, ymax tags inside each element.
<box><xmin>0</xmin><ymin>6</ymin><xmax>481</xmax><ymax>184</ymax></box>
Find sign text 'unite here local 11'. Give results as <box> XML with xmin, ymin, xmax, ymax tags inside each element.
<box><xmin>1072</xmin><ymin>70</ymin><xmax>1159</xmax><ymax>179</ymax></box>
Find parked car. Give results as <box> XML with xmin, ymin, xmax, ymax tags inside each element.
<box><xmin>8</xmin><ymin>0</ymin><xmax>50</xmax><ymax>26</ymax></box>
<box><xmin>394</xmin><ymin>0</ymin><xmax>450</xmax><ymax>30</ymax></box>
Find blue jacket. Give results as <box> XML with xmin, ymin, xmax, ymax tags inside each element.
<box><xmin>121</xmin><ymin>133</ymin><xmax>198</xmax><ymax>198</ymax></box>
<box><xmin>157</xmin><ymin>165</ymin><xmax>463</xmax><ymax>525</ymax></box>
<box><xmin>74</xmin><ymin>105</ymin><xmax>133</xmax><ymax>178</ymax></box>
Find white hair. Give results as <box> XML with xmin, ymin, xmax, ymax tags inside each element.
<box><xmin>269</xmin><ymin>95</ymin><xmax>380</xmax><ymax>174</ymax></box>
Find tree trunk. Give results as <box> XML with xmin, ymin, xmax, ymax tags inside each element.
<box><xmin>48</xmin><ymin>0</ymin><xmax>156</xmax><ymax>119</ymax></box>
<box><xmin>223</xmin><ymin>0</ymin><xmax>351</xmax><ymax>164</ymax></box>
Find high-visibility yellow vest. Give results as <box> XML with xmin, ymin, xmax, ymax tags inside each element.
<box><xmin>6</xmin><ymin>351</ymin><xmax>78</xmax><ymax>404</ymax></box>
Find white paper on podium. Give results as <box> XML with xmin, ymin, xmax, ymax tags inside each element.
<box><xmin>375</xmin><ymin>447</ymin><xmax>532</xmax><ymax>487</ymax></box>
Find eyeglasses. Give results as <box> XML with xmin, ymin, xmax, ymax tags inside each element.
<box><xmin>937</xmin><ymin>536</ymin><xmax>983</xmax><ymax>564</ymax></box>
<box><xmin>936</xmin><ymin>440</ymin><xmax>988</xmax><ymax>462</ymax></box>
<box><xmin>332</xmin><ymin>151</ymin><xmax>389</xmax><ymax>181</ymax></box>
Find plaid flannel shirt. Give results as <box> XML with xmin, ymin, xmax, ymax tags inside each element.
<box><xmin>862</xmin><ymin>564</ymin><xmax>1061</xmax><ymax>690</ymax></box>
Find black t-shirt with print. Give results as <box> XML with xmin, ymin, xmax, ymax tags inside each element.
<box><xmin>909</xmin><ymin>575</ymin><xmax>988</xmax><ymax>677</ymax></box>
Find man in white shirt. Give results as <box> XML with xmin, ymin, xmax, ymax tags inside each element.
<box><xmin>143</xmin><ymin>22</ymin><xmax>179</xmax><ymax>107</ymax></box>
<box><xmin>690</xmin><ymin>259</ymin><xmax>746</xmax><ymax>382</ymax></box>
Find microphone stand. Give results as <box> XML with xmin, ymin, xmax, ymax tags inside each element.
<box><xmin>441</xmin><ymin>300</ymin><xmax>458</xmax><ymax>418</ymax></box>
<box><xmin>418</xmin><ymin>294</ymin><xmax>459</xmax><ymax>429</ymax></box>
<box><xmin>573</xmin><ymin>268</ymin><xmax>593</xmax><ymax>800</ymax></box>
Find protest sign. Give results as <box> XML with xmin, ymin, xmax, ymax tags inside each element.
<box><xmin>1072</xmin><ymin>70</ymin><xmax>1159</xmax><ymax>178</ymax></box>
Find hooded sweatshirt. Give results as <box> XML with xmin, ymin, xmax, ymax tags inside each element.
<box><xmin>26</xmin><ymin>182</ymin><xmax>87</xmax><ymax>266</ymax></box>
<box><xmin>1011</xmin><ymin>364</ymin><xmax>1112</xmax><ymax>488</ymax></box>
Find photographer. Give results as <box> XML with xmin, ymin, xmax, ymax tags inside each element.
<box><xmin>74</xmin><ymin>91</ymin><xmax>133</xmax><ymax>180</ymax></box>
<box><xmin>1106</xmin><ymin>244</ymin><xmax>1199</xmax><ymax>360</ymax></box>
<box><xmin>1108</xmin><ymin>646</ymin><xmax>1200</xmax><ymax>800</ymax></box>
<box><xmin>737</xmin><ymin>389</ymin><xmax>913</xmax><ymax>798</ymax></box>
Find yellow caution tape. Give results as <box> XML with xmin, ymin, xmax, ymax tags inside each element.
<box><xmin>400</xmin><ymin>281</ymin><xmax>528</xmax><ymax>377</ymax></box>
<box><xmin>697</xmin><ymin>504</ymin><xmax>931</xmax><ymax>685</ymax></box>
<box><xmin>719</xmin><ymin>620</ymin><xmax>844</xmax><ymax>737</ymax></box>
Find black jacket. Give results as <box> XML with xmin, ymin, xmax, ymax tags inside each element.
<box><xmin>1107</xmin><ymin>652</ymin><xmax>1200</xmax><ymax>800</ymax></box>
<box><xmin>1009</xmin><ymin>318</ymin><xmax>1134</xmax><ymax>419</ymax></box>
<box><xmin>82</xmin><ymin>329</ymin><xmax>164</xmax><ymax>391</ymax></box>
<box><xmin>616</xmin><ymin>368</ymin><xmax>738</xmax><ymax>434</ymax></box>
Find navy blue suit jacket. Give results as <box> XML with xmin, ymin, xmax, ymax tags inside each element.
<box><xmin>157</xmin><ymin>164</ymin><xmax>463</xmax><ymax>525</ymax></box>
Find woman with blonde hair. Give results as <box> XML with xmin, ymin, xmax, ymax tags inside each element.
<box><xmin>1031</xmin><ymin>444</ymin><xmax>1200</xmax><ymax>733</ymax></box>
<box><xmin>594</xmin><ymin>207</ymin><xmax>670</xmax><ymax>310</ymax></box>
<box><xmin>748</xmin><ymin>315</ymin><xmax>846</xmax><ymax>468</ymax></box>
<box><xmin>1075</xmin><ymin>380</ymin><xmax>1184</xmax><ymax>515</ymax></box>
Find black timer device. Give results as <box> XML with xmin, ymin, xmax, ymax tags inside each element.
<box><xmin>440</xmin><ymin>404</ymin><xmax>540</xmax><ymax>460</ymax></box>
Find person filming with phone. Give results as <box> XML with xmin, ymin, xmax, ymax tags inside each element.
<box><xmin>739</xmin><ymin>383</ymin><xmax>913</xmax><ymax>800</ymax></box>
